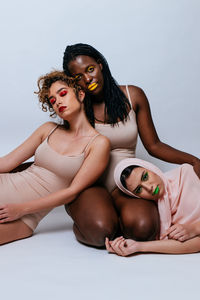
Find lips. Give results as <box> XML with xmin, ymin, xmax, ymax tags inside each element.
<box><xmin>88</xmin><ymin>82</ymin><xmax>98</xmax><ymax>91</ymax></box>
<box><xmin>152</xmin><ymin>185</ymin><xmax>159</xmax><ymax>195</ymax></box>
<box><xmin>59</xmin><ymin>106</ymin><xmax>67</xmax><ymax>113</ymax></box>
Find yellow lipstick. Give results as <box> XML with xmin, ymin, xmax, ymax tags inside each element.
<box><xmin>88</xmin><ymin>83</ymin><xmax>98</xmax><ymax>91</ymax></box>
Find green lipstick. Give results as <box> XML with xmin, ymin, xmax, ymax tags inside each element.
<box><xmin>153</xmin><ymin>186</ymin><xmax>159</xmax><ymax>195</ymax></box>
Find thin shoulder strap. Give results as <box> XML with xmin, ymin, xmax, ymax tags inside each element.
<box><xmin>47</xmin><ymin>124</ymin><xmax>59</xmax><ymax>138</ymax></box>
<box><xmin>84</xmin><ymin>133</ymin><xmax>101</xmax><ymax>152</ymax></box>
<box><xmin>126</xmin><ymin>85</ymin><xmax>133</xmax><ymax>109</ymax></box>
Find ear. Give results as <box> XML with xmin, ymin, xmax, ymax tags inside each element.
<box><xmin>97</xmin><ymin>59</ymin><xmax>103</xmax><ymax>70</ymax></box>
<box><xmin>99</xmin><ymin>62</ymin><xmax>103</xmax><ymax>70</ymax></box>
<box><xmin>78</xmin><ymin>89</ymin><xmax>85</xmax><ymax>102</ymax></box>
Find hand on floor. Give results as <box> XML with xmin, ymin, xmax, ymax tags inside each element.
<box><xmin>105</xmin><ymin>236</ymin><xmax>139</xmax><ymax>256</ymax></box>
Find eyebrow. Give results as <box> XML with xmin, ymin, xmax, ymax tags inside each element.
<box><xmin>48</xmin><ymin>87</ymin><xmax>67</xmax><ymax>100</ymax></box>
<box><xmin>131</xmin><ymin>170</ymin><xmax>145</xmax><ymax>193</ymax></box>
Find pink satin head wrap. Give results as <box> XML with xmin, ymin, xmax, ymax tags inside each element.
<box><xmin>114</xmin><ymin>158</ymin><xmax>168</xmax><ymax>196</ymax></box>
<box><xmin>114</xmin><ymin>158</ymin><xmax>172</xmax><ymax>237</ymax></box>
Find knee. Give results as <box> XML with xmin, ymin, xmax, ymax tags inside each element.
<box><xmin>66</xmin><ymin>186</ymin><xmax>120</xmax><ymax>247</ymax></box>
<box><xmin>94</xmin><ymin>218</ymin><xmax>119</xmax><ymax>246</ymax></box>
<box><xmin>120</xmin><ymin>202</ymin><xmax>160</xmax><ymax>241</ymax></box>
<box><xmin>74</xmin><ymin>217</ymin><xmax>119</xmax><ymax>248</ymax></box>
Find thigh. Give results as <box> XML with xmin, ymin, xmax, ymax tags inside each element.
<box><xmin>112</xmin><ymin>188</ymin><xmax>160</xmax><ymax>240</ymax></box>
<box><xmin>65</xmin><ymin>185</ymin><xmax>119</xmax><ymax>246</ymax></box>
<box><xmin>66</xmin><ymin>186</ymin><xmax>118</xmax><ymax>225</ymax></box>
<box><xmin>0</xmin><ymin>220</ymin><xmax>33</xmax><ymax>245</ymax></box>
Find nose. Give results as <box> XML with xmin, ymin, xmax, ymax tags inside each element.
<box><xmin>56</xmin><ymin>97</ymin><xmax>62</xmax><ymax>107</ymax></box>
<box><xmin>142</xmin><ymin>182</ymin><xmax>153</xmax><ymax>193</ymax></box>
<box><xmin>84</xmin><ymin>73</ymin><xmax>92</xmax><ymax>83</ymax></box>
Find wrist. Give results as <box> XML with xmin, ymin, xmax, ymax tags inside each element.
<box><xmin>135</xmin><ymin>241</ymin><xmax>146</xmax><ymax>253</ymax></box>
<box><xmin>17</xmin><ymin>202</ymin><xmax>27</xmax><ymax>217</ymax></box>
<box><xmin>22</xmin><ymin>202</ymin><xmax>32</xmax><ymax>215</ymax></box>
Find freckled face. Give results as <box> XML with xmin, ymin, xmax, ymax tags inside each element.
<box><xmin>48</xmin><ymin>81</ymin><xmax>84</xmax><ymax>120</ymax></box>
<box><xmin>67</xmin><ymin>55</ymin><xmax>104</xmax><ymax>95</ymax></box>
<box><xmin>126</xmin><ymin>167</ymin><xmax>165</xmax><ymax>200</ymax></box>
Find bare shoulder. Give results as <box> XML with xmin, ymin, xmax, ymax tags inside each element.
<box><xmin>94</xmin><ymin>135</ymin><xmax>110</xmax><ymax>148</ymax></box>
<box><xmin>38</xmin><ymin>121</ymin><xmax>58</xmax><ymax>140</ymax></box>
<box><xmin>120</xmin><ymin>85</ymin><xmax>148</xmax><ymax>111</ymax></box>
<box><xmin>120</xmin><ymin>84</ymin><xmax>144</xmax><ymax>96</ymax></box>
<box><xmin>89</xmin><ymin>134</ymin><xmax>110</xmax><ymax>152</ymax></box>
<box><xmin>84</xmin><ymin>134</ymin><xmax>110</xmax><ymax>160</ymax></box>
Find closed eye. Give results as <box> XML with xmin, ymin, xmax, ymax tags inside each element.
<box><xmin>49</xmin><ymin>97</ymin><xmax>56</xmax><ymax>105</ymax></box>
<box><xmin>134</xmin><ymin>185</ymin><xmax>142</xmax><ymax>194</ymax></box>
<box><xmin>74</xmin><ymin>74</ymin><xmax>82</xmax><ymax>81</ymax></box>
<box><xmin>59</xmin><ymin>90</ymin><xmax>67</xmax><ymax>97</ymax></box>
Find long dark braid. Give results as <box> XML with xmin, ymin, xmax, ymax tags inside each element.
<box><xmin>63</xmin><ymin>43</ymin><xmax>130</xmax><ymax>127</ymax></box>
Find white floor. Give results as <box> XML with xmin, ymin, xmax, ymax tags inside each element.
<box><xmin>0</xmin><ymin>206</ymin><xmax>199</xmax><ymax>300</ymax></box>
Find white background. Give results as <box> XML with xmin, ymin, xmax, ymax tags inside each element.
<box><xmin>0</xmin><ymin>2</ymin><xmax>200</xmax><ymax>300</ymax></box>
<box><xmin>0</xmin><ymin>0</ymin><xmax>199</xmax><ymax>171</ymax></box>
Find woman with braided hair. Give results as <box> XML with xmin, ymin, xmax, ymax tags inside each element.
<box><xmin>62</xmin><ymin>43</ymin><xmax>200</xmax><ymax>247</ymax></box>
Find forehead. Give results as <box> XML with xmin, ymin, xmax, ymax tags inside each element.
<box><xmin>126</xmin><ymin>167</ymin><xmax>145</xmax><ymax>189</ymax></box>
<box><xmin>49</xmin><ymin>81</ymin><xmax>70</xmax><ymax>94</ymax></box>
<box><xmin>68</xmin><ymin>55</ymin><xmax>98</xmax><ymax>73</ymax></box>
<box><xmin>129</xmin><ymin>167</ymin><xmax>145</xmax><ymax>179</ymax></box>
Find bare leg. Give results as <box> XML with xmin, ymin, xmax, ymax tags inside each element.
<box><xmin>0</xmin><ymin>220</ymin><xmax>33</xmax><ymax>245</ymax></box>
<box><xmin>65</xmin><ymin>186</ymin><xmax>119</xmax><ymax>247</ymax></box>
<box><xmin>112</xmin><ymin>188</ymin><xmax>160</xmax><ymax>241</ymax></box>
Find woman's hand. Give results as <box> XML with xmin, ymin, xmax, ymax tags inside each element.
<box><xmin>0</xmin><ymin>203</ymin><xmax>24</xmax><ymax>223</ymax></box>
<box><xmin>160</xmin><ymin>223</ymin><xmax>197</xmax><ymax>242</ymax></box>
<box><xmin>105</xmin><ymin>237</ymin><xmax>139</xmax><ymax>256</ymax></box>
<box><xmin>192</xmin><ymin>158</ymin><xmax>200</xmax><ymax>179</ymax></box>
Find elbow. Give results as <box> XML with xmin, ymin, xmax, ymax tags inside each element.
<box><xmin>63</xmin><ymin>187</ymin><xmax>79</xmax><ymax>205</ymax></box>
<box><xmin>145</xmin><ymin>142</ymin><xmax>161</xmax><ymax>157</ymax></box>
<box><xmin>69</xmin><ymin>190</ymin><xmax>79</xmax><ymax>204</ymax></box>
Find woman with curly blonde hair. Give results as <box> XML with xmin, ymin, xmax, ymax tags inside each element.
<box><xmin>0</xmin><ymin>70</ymin><xmax>110</xmax><ymax>245</ymax></box>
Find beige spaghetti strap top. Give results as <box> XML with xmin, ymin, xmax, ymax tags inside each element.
<box><xmin>0</xmin><ymin>125</ymin><xmax>100</xmax><ymax>231</ymax></box>
<box><xmin>95</xmin><ymin>85</ymin><xmax>138</xmax><ymax>192</ymax></box>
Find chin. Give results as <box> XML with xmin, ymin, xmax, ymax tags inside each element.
<box><xmin>90</xmin><ymin>85</ymin><xmax>102</xmax><ymax>95</ymax></box>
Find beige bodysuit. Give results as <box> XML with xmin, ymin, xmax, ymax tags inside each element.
<box><xmin>0</xmin><ymin>126</ymin><xmax>99</xmax><ymax>230</ymax></box>
<box><xmin>96</xmin><ymin>86</ymin><xmax>138</xmax><ymax>192</ymax></box>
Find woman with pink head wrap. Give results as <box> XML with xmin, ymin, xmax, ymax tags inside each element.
<box><xmin>105</xmin><ymin>158</ymin><xmax>200</xmax><ymax>256</ymax></box>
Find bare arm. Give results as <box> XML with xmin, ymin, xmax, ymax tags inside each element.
<box><xmin>127</xmin><ymin>85</ymin><xmax>200</xmax><ymax>177</ymax></box>
<box><xmin>0</xmin><ymin>122</ymin><xmax>56</xmax><ymax>173</ymax></box>
<box><xmin>0</xmin><ymin>135</ymin><xmax>110</xmax><ymax>222</ymax></box>
<box><xmin>106</xmin><ymin>236</ymin><xmax>200</xmax><ymax>256</ymax></box>
<box><xmin>161</xmin><ymin>222</ymin><xmax>200</xmax><ymax>242</ymax></box>
<box><xmin>139</xmin><ymin>238</ymin><xmax>200</xmax><ymax>254</ymax></box>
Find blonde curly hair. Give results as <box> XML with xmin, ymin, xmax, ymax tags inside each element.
<box><xmin>35</xmin><ymin>70</ymin><xmax>81</xmax><ymax>117</ymax></box>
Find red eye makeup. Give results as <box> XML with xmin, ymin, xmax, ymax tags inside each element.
<box><xmin>49</xmin><ymin>97</ymin><xmax>56</xmax><ymax>105</ymax></box>
<box><xmin>59</xmin><ymin>90</ymin><xmax>67</xmax><ymax>97</ymax></box>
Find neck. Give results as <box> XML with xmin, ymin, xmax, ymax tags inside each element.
<box><xmin>66</xmin><ymin>110</ymin><xmax>95</xmax><ymax>137</ymax></box>
<box><xmin>91</xmin><ymin>89</ymin><xmax>105</xmax><ymax>104</ymax></box>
